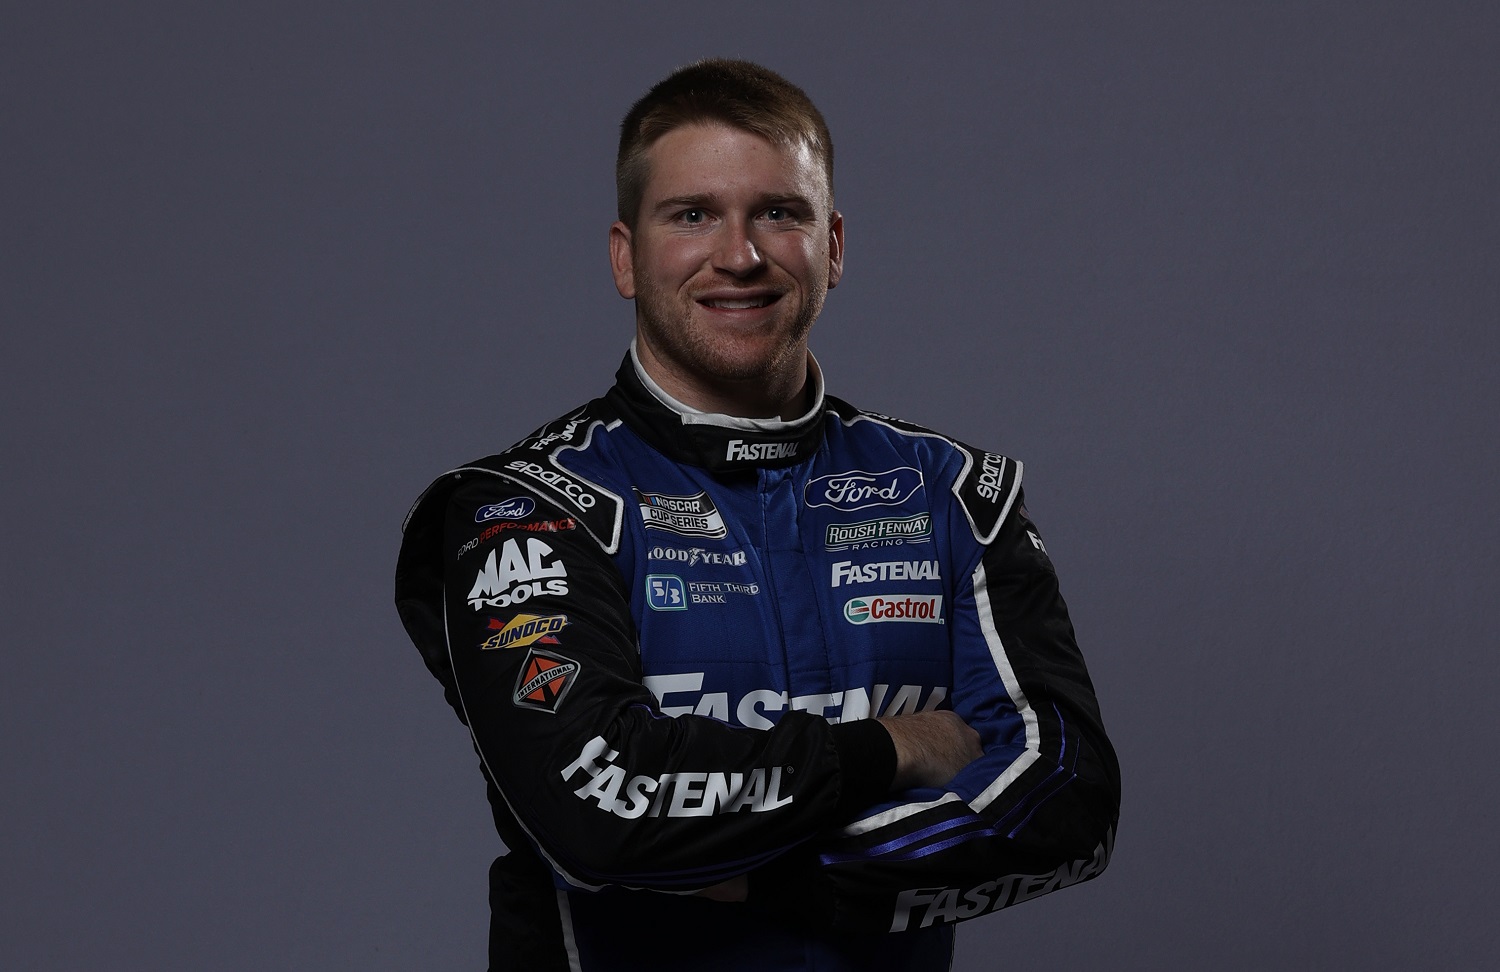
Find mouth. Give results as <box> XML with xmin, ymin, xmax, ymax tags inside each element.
<box><xmin>697</xmin><ymin>290</ymin><xmax>782</xmax><ymax>311</ymax></box>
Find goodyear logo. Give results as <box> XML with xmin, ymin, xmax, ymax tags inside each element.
<box><xmin>480</xmin><ymin>613</ymin><xmax>569</xmax><ymax>650</ymax></box>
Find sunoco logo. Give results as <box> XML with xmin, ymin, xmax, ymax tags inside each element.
<box><xmin>634</xmin><ymin>488</ymin><xmax>727</xmax><ymax>539</ymax></box>
<box><xmin>825</xmin><ymin>514</ymin><xmax>932</xmax><ymax>550</ymax></box>
<box><xmin>843</xmin><ymin>594</ymin><xmax>944</xmax><ymax>625</ymax></box>
<box><xmin>480</xmin><ymin>613</ymin><xmax>569</xmax><ymax>650</ymax></box>
<box><xmin>805</xmin><ymin>467</ymin><xmax>924</xmax><ymax>512</ymax></box>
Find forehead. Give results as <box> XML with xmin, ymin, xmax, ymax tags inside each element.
<box><xmin>639</xmin><ymin>122</ymin><xmax>828</xmax><ymax>206</ymax></box>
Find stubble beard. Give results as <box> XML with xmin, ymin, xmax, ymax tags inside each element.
<box><xmin>634</xmin><ymin>279</ymin><xmax>826</xmax><ymax>391</ymax></box>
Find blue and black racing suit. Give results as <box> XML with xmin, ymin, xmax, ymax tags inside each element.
<box><xmin>394</xmin><ymin>348</ymin><xmax>1120</xmax><ymax>971</ymax></box>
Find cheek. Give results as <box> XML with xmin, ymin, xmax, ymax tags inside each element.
<box><xmin>640</xmin><ymin>239</ymin><xmax>706</xmax><ymax>287</ymax></box>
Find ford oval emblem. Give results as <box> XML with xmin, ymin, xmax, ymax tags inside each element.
<box><xmin>475</xmin><ymin>497</ymin><xmax>538</xmax><ymax>523</ymax></box>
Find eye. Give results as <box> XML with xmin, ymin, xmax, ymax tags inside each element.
<box><xmin>680</xmin><ymin>209</ymin><xmax>707</xmax><ymax>224</ymax></box>
<box><xmin>765</xmin><ymin>207</ymin><xmax>791</xmax><ymax>222</ymax></box>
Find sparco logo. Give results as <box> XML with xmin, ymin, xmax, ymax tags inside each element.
<box><xmin>647</xmin><ymin>545</ymin><xmax>748</xmax><ymax>567</ymax></box>
<box><xmin>475</xmin><ymin>497</ymin><xmax>536</xmax><ymax>523</ymax></box>
<box><xmin>561</xmin><ymin>736</ymin><xmax>793</xmax><ymax>820</ymax></box>
<box><xmin>480</xmin><ymin>613</ymin><xmax>569</xmax><ymax>650</ymax></box>
<box><xmin>804</xmin><ymin>467</ymin><xmax>923</xmax><ymax>511</ymax></box>
<box><xmin>505</xmin><ymin>459</ymin><xmax>597</xmax><ymax>509</ymax></box>
<box><xmin>975</xmin><ymin>452</ymin><xmax>1008</xmax><ymax>502</ymax></box>
<box><xmin>843</xmin><ymin>594</ymin><xmax>944</xmax><ymax>625</ymax></box>
<box><xmin>825</xmin><ymin>514</ymin><xmax>932</xmax><ymax>550</ymax></box>
<box><xmin>634</xmin><ymin>488</ymin><xmax>727</xmax><ymax>539</ymax></box>
<box><xmin>467</xmin><ymin>538</ymin><xmax>569</xmax><ymax>610</ymax></box>
<box><xmin>726</xmin><ymin>439</ymin><xmax>798</xmax><ymax>462</ymax></box>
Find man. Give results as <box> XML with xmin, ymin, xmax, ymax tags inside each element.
<box><xmin>395</xmin><ymin>59</ymin><xmax>1119</xmax><ymax>971</ymax></box>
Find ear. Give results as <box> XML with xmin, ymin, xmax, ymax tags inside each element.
<box><xmin>609</xmin><ymin>221</ymin><xmax>636</xmax><ymax>299</ymax></box>
<box><xmin>825</xmin><ymin>211</ymin><xmax>844</xmax><ymax>289</ymax></box>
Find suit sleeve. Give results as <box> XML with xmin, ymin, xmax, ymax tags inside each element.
<box><xmin>746</xmin><ymin>483</ymin><xmax>1121</xmax><ymax>934</ymax></box>
<box><xmin>425</xmin><ymin>473</ymin><xmax>897</xmax><ymax>893</ymax></box>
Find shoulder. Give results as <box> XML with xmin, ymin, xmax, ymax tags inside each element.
<box><xmin>402</xmin><ymin>398</ymin><xmax>628</xmax><ymax>557</ymax></box>
<box><xmin>823</xmin><ymin>396</ymin><xmax>1023</xmax><ymax>546</ymax></box>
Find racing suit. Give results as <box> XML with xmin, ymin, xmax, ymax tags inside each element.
<box><xmin>394</xmin><ymin>347</ymin><xmax>1120</xmax><ymax>971</ymax></box>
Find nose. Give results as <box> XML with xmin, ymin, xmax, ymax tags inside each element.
<box><xmin>712</xmin><ymin>221</ymin><xmax>763</xmax><ymax>277</ymax></box>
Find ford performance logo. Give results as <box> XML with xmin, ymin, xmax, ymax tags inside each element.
<box><xmin>804</xmin><ymin>467</ymin><xmax>923</xmax><ymax>512</ymax></box>
<box><xmin>475</xmin><ymin>497</ymin><xmax>537</xmax><ymax>523</ymax></box>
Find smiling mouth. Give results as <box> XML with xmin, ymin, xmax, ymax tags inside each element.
<box><xmin>699</xmin><ymin>295</ymin><xmax>779</xmax><ymax>310</ymax></box>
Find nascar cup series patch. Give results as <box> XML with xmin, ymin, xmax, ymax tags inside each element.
<box><xmin>479</xmin><ymin>613</ymin><xmax>569</xmax><ymax>650</ymax></box>
<box><xmin>513</xmin><ymin>647</ymin><xmax>580</xmax><ymax>713</ymax></box>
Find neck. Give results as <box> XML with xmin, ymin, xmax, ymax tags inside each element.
<box><xmin>633</xmin><ymin>335</ymin><xmax>811</xmax><ymax>421</ymax></box>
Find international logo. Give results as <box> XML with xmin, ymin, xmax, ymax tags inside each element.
<box><xmin>843</xmin><ymin>594</ymin><xmax>944</xmax><ymax>625</ymax></box>
<box><xmin>825</xmin><ymin>514</ymin><xmax>932</xmax><ymax>550</ymax></box>
<box><xmin>467</xmin><ymin>538</ymin><xmax>569</xmax><ymax>610</ymax></box>
<box><xmin>647</xmin><ymin>545</ymin><xmax>748</xmax><ymax>567</ymax></box>
<box><xmin>475</xmin><ymin>497</ymin><xmax>536</xmax><ymax>523</ymax></box>
<box><xmin>513</xmin><ymin>647</ymin><xmax>579</xmax><ymax>713</ymax></box>
<box><xmin>830</xmin><ymin>559</ymin><xmax>940</xmax><ymax>588</ymax></box>
<box><xmin>479</xmin><ymin>613</ymin><xmax>569</xmax><ymax>650</ymax></box>
<box><xmin>804</xmin><ymin>467</ymin><xmax>924</xmax><ymax>512</ymax></box>
<box><xmin>634</xmin><ymin>488</ymin><xmax>727</xmax><ymax>539</ymax></box>
<box><xmin>726</xmin><ymin>439</ymin><xmax>798</xmax><ymax>462</ymax></box>
<box><xmin>646</xmin><ymin>574</ymin><xmax>687</xmax><ymax>611</ymax></box>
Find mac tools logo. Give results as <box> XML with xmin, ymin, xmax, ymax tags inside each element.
<box><xmin>467</xmin><ymin>538</ymin><xmax>569</xmax><ymax>609</ymax></box>
<box><xmin>474</xmin><ymin>497</ymin><xmax>536</xmax><ymax>523</ymax></box>
<box><xmin>805</xmin><ymin>467</ymin><xmax>923</xmax><ymax>512</ymax></box>
<box><xmin>634</xmin><ymin>488</ymin><xmax>727</xmax><ymax>539</ymax></box>
<box><xmin>843</xmin><ymin>594</ymin><xmax>944</xmax><ymax>625</ymax></box>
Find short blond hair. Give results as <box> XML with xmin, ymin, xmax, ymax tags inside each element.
<box><xmin>616</xmin><ymin>59</ymin><xmax>834</xmax><ymax>226</ymax></box>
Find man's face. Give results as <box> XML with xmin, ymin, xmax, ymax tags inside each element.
<box><xmin>609</xmin><ymin>122</ymin><xmax>843</xmax><ymax>413</ymax></box>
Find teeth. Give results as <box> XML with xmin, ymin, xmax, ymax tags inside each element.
<box><xmin>705</xmin><ymin>297</ymin><xmax>771</xmax><ymax>309</ymax></box>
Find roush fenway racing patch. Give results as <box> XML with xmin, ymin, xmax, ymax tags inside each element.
<box><xmin>513</xmin><ymin>647</ymin><xmax>580</xmax><ymax>713</ymax></box>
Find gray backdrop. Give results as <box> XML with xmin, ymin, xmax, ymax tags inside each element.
<box><xmin>4</xmin><ymin>2</ymin><xmax>1496</xmax><ymax>969</ymax></box>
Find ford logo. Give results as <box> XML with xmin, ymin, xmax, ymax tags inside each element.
<box><xmin>804</xmin><ymin>467</ymin><xmax>924</xmax><ymax>512</ymax></box>
<box><xmin>475</xmin><ymin>497</ymin><xmax>537</xmax><ymax>523</ymax></box>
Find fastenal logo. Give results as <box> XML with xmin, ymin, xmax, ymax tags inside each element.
<box><xmin>804</xmin><ymin>467</ymin><xmax>923</xmax><ymax>512</ymax></box>
<box><xmin>634</xmin><ymin>488</ymin><xmax>727</xmax><ymax>539</ymax></box>
<box><xmin>726</xmin><ymin>439</ymin><xmax>798</xmax><ymax>462</ymax></box>
<box><xmin>561</xmin><ymin>735</ymin><xmax>793</xmax><ymax>819</ymax></box>
<box><xmin>480</xmin><ymin>613</ymin><xmax>569</xmax><ymax>650</ymax></box>
<box><xmin>825</xmin><ymin>514</ymin><xmax>932</xmax><ymax>550</ymax></box>
<box><xmin>475</xmin><ymin>497</ymin><xmax>536</xmax><ymax>523</ymax></box>
<box><xmin>830</xmin><ymin>559</ymin><xmax>940</xmax><ymax>588</ymax></box>
<box><xmin>513</xmin><ymin>647</ymin><xmax>579</xmax><ymax>713</ymax></box>
<box><xmin>843</xmin><ymin>594</ymin><xmax>944</xmax><ymax>625</ymax></box>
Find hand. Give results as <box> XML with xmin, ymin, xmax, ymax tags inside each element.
<box><xmin>877</xmin><ymin>710</ymin><xmax>982</xmax><ymax>790</ymax></box>
<box><xmin>695</xmin><ymin>875</ymin><xmax>748</xmax><ymax>902</ymax></box>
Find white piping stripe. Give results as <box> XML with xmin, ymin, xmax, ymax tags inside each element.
<box><xmin>556</xmin><ymin>890</ymin><xmax>583</xmax><ymax>972</ymax></box>
<box><xmin>440</xmin><ymin>597</ymin><xmax>605</xmax><ymax>893</ymax></box>
<box><xmin>841</xmin><ymin>792</ymin><xmax>964</xmax><ymax>836</ymax></box>
<box><xmin>968</xmin><ymin>560</ymin><xmax>1042</xmax><ymax>812</ymax></box>
<box><xmin>836</xmin><ymin>413</ymin><xmax>1022</xmax><ymax>546</ymax></box>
